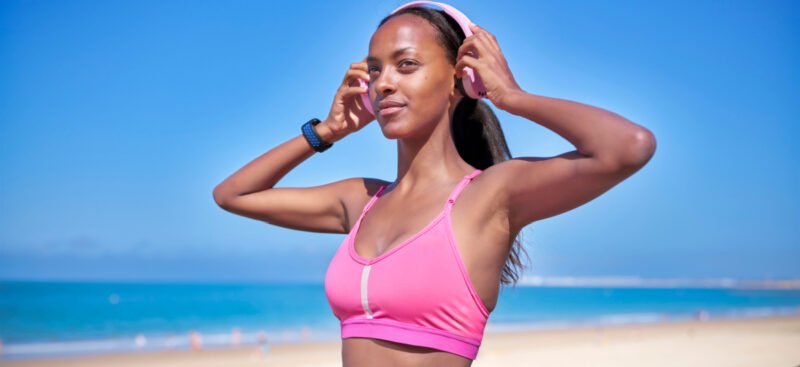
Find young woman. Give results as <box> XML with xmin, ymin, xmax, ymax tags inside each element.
<box><xmin>213</xmin><ymin>4</ymin><xmax>656</xmax><ymax>367</ymax></box>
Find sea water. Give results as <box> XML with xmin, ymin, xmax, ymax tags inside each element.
<box><xmin>1</xmin><ymin>280</ymin><xmax>799</xmax><ymax>360</ymax></box>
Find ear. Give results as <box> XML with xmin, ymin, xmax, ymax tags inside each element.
<box><xmin>452</xmin><ymin>75</ymin><xmax>466</xmax><ymax>99</ymax></box>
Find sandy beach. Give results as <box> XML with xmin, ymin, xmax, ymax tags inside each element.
<box><xmin>3</xmin><ymin>315</ymin><xmax>799</xmax><ymax>367</ymax></box>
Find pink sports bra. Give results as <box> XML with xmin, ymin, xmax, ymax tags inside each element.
<box><xmin>324</xmin><ymin>168</ymin><xmax>490</xmax><ymax>360</ymax></box>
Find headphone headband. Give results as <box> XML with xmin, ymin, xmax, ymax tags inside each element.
<box><xmin>390</xmin><ymin>1</ymin><xmax>475</xmax><ymax>39</ymax></box>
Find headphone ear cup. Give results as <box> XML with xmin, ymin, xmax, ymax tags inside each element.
<box><xmin>359</xmin><ymin>78</ymin><xmax>374</xmax><ymax>115</ymax></box>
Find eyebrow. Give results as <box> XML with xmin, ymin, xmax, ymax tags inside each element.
<box><xmin>367</xmin><ymin>47</ymin><xmax>417</xmax><ymax>62</ymax></box>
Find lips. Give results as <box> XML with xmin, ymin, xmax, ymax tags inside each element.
<box><xmin>378</xmin><ymin>99</ymin><xmax>406</xmax><ymax>117</ymax></box>
<box><xmin>379</xmin><ymin>105</ymin><xmax>405</xmax><ymax>117</ymax></box>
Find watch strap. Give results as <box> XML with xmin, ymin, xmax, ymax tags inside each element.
<box><xmin>301</xmin><ymin>118</ymin><xmax>333</xmax><ymax>152</ymax></box>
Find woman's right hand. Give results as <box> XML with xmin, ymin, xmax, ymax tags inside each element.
<box><xmin>319</xmin><ymin>58</ymin><xmax>374</xmax><ymax>142</ymax></box>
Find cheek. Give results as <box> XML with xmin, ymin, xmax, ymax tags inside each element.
<box><xmin>409</xmin><ymin>74</ymin><xmax>449</xmax><ymax>103</ymax></box>
<box><xmin>412</xmin><ymin>74</ymin><xmax>452</xmax><ymax>114</ymax></box>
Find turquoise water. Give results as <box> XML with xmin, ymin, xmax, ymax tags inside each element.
<box><xmin>1</xmin><ymin>280</ymin><xmax>799</xmax><ymax>359</ymax></box>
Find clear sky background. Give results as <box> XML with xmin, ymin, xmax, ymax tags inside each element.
<box><xmin>1</xmin><ymin>0</ymin><xmax>797</xmax><ymax>283</ymax></box>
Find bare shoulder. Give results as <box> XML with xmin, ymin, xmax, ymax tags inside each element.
<box><xmin>467</xmin><ymin>162</ymin><xmax>519</xmax><ymax>207</ymax></box>
<box><xmin>457</xmin><ymin>163</ymin><xmax>516</xmax><ymax>227</ymax></box>
<box><xmin>338</xmin><ymin>176</ymin><xmax>391</xmax><ymax>232</ymax></box>
<box><xmin>467</xmin><ymin>158</ymin><xmax>565</xmax><ymax>234</ymax></box>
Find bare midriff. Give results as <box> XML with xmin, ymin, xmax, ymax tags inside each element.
<box><xmin>342</xmin><ymin>338</ymin><xmax>474</xmax><ymax>367</ymax></box>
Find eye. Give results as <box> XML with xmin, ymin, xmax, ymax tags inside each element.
<box><xmin>367</xmin><ymin>60</ymin><xmax>418</xmax><ymax>77</ymax></box>
<box><xmin>399</xmin><ymin>59</ymin><xmax>418</xmax><ymax>68</ymax></box>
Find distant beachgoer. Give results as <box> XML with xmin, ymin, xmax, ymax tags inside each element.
<box><xmin>231</xmin><ymin>327</ymin><xmax>242</xmax><ymax>346</ymax></box>
<box><xmin>213</xmin><ymin>1</ymin><xmax>655</xmax><ymax>365</ymax></box>
<box><xmin>257</xmin><ymin>331</ymin><xmax>269</xmax><ymax>359</ymax></box>
<box><xmin>189</xmin><ymin>330</ymin><xmax>203</xmax><ymax>351</ymax></box>
<box><xmin>261</xmin><ymin>341</ymin><xmax>269</xmax><ymax>358</ymax></box>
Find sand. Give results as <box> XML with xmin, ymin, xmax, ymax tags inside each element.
<box><xmin>2</xmin><ymin>315</ymin><xmax>799</xmax><ymax>367</ymax></box>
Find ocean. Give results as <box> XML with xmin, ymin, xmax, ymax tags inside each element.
<box><xmin>1</xmin><ymin>280</ymin><xmax>799</xmax><ymax>360</ymax></box>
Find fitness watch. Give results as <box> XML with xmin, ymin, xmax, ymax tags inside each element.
<box><xmin>301</xmin><ymin>118</ymin><xmax>333</xmax><ymax>153</ymax></box>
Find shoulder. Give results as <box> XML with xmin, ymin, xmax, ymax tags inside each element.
<box><xmin>469</xmin><ymin>161</ymin><xmax>519</xmax><ymax>202</ymax></box>
<box><xmin>467</xmin><ymin>160</ymin><xmax>542</xmax><ymax>231</ymax></box>
<box><xmin>454</xmin><ymin>164</ymin><xmax>513</xmax><ymax>220</ymax></box>
<box><xmin>337</xmin><ymin>177</ymin><xmax>390</xmax><ymax>200</ymax></box>
<box><xmin>337</xmin><ymin>177</ymin><xmax>391</xmax><ymax>229</ymax></box>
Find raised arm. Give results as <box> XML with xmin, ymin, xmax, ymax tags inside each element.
<box><xmin>213</xmin><ymin>59</ymin><xmax>378</xmax><ymax>234</ymax></box>
<box><xmin>212</xmin><ymin>126</ymin><xmax>356</xmax><ymax>234</ymax></box>
<box><xmin>453</xmin><ymin>23</ymin><xmax>656</xmax><ymax>233</ymax></box>
<box><xmin>492</xmin><ymin>90</ymin><xmax>656</xmax><ymax>233</ymax></box>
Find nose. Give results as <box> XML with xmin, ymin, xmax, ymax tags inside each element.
<box><xmin>371</xmin><ymin>68</ymin><xmax>397</xmax><ymax>99</ymax></box>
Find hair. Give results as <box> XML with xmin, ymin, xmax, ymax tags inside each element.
<box><xmin>377</xmin><ymin>7</ymin><xmax>530</xmax><ymax>287</ymax></box>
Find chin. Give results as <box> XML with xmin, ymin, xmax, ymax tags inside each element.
<box><xmin>381</xmin><ymin>122</ymin><xmax>435</xmax><ymax>142</ymax></box>
<box><xmin>378</xmin><ymin>123</ymin><xmax>406</xmax><ymax>140</ymax></box>
<box><xmin>378</xmin><ymin>117</ymin><xmax>416</xmax><ymax>138</ymax></box>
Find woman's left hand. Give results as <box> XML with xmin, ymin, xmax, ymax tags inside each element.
<box><xmin>455</xmin><ymin>23</ymin><xmax>523</xmax><ymax>111</ymax></box>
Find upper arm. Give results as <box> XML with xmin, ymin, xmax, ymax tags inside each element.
<box><xmin>213</xmin><ymin>177</ymin><xmax>372</xmax><ymax>234</ymax></box>
<box><xmin>495</xmin><ymin>150</ymin><xmax>652</xmax><ymax>232</ymax></box>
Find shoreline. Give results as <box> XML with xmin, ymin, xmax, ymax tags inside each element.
<box><xmin>2</xmin><ymin>314</ymin><xmax>799</xmax><ymax>366</ymax></box>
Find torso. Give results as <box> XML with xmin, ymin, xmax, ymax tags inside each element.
<box><xmin>342</xmin><ymin>170</ymin><xmax>516</xmax><ymax>367</ymax></box>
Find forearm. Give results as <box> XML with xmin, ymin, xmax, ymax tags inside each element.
<box><xmin>500</xmin><ymin>90</ymin><xmax>655</xmax><ymax>167</ymax></box>
<box><xmin>212</xmin><ymin>131</ymin><xmax>321</xmax><ymax>202</ymax></box>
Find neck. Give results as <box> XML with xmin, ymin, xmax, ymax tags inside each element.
<box><xmin>390</xmin><ymin>116</ymin><xmax>475</xmax><ymax>194</ymax></box>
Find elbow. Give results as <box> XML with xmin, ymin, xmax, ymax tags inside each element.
<box><xmin>212</xmin><ymin>184</ymin><xmax>230</xmax><ymax>208</ymax></box>
<box><xmin>618</xmin><ymin>128</ymin><xmax>656</xmax><ymax>169</ymax></box>
<box><xmin>602</xmin><ymin>128</ymin><xmax>657</xmax><ymax>170</ymax></box>
<box><xmin>626</xmin><ymin>128</ymin><xmax>657</xmax><ymax>167</ymax></box>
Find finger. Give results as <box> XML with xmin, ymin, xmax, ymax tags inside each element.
<box><xmin>343</xmin><ymin>68</ymin><xmax>370</xmax><ymax>86</ymax></box>
<box><xmin>458</xmin><ymin>36</ymin><xmax>494</xmax><ymax>67</ymax></box>
<box><xmin>469</xmin><ymin>24</ymin><xmax>500</xmax><ymax>52</ymax></box>
<box><xmin>454</xmin><ymin>53</ymin><xmax>480</xmax><ymax>78</ymax></box>
<box><xmin>456</xmin><ymin>36</ymin><xmax>479</xmax><ymax>65</ymax></box>
<box><xmin>350</xmin><ymin>60</ymin><xmax>368</xmax><ymax>71</ymax></box>
<box><xmin>468</xmin><ymin>23</ymin><xmax>498</xmax><ymax>53</ymax></box>
<box><xmin>347</xmin><ymin>63</ymin><xmax>369</xmax><ymax>78</ymax></box>
<box><xmin>468</xmin><ymin>23</ymin><xmax>485</xmax><ymax>39</ymax></box>
<box><xmin>473</xmin><ymin>35</ymin><xmax>501</xmax><ymax>65</ymax></box>
<box><xmin>470</xmin><ymin>35</ymin><xmax>493</xmax><ymax>59</ymax></box>
<box><xmin>341</xmin><ymin>84</ymin><xmax>369</xmax><ymax>98</ymax></box>
<box><xmin>341</xmin><ymin>85</ymin><xmax>371</xmax><ymax>113</ymax></box>
<box><xmin>468</xmin><ymin>23</ymin><xmax>486</xmax><ymax>34</ymax></box>
<box><xmin>474</xmin><ymin>29</ymin><xmax>500</xmax><ymax>54</ymax></box>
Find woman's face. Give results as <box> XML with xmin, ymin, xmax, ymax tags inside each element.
<box><xmin>367</xmin><ymin>14</ymin><xmax>459</xmax><ymax>139</ymax></box>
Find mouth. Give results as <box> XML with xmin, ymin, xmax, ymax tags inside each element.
<box><xmin>379</xmin><ymin>105</ymin><xmax>406</xmax><ymax>117</ymax></box>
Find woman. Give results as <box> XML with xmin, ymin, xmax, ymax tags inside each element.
<box><xmin>213</xmin><ymin>4</ymin><xmax>656</xmax><ymax>367</ymax></box>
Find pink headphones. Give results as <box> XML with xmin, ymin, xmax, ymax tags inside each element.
<box><xmin>359</xmin><ymin>1</ymin><xmax>487</xmax><ymax>116</ymax></box>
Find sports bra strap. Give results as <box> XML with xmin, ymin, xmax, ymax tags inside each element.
<box><xmin>447</xmin><ymin>168</ymin><xmax>483</xmax><ymax>205</ymax></box>
<box><xmin>363</xmin><ymin>168</ymin><xmax>481</xmax><ymax>213</ymax></box>
<box><xmin>362</xmin><ymin>184</ymin><xmax>387</xmax><ymax>213</ymax></box>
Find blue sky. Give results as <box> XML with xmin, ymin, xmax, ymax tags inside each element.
<box><xmin>1</xmin><ymin>0</ymin><xmax>797</xmax><ymax>283</ymax></box>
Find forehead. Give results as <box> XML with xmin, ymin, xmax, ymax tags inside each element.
<box><xmin>368</xmin><ymin>14</ymin><xmax>441</xmax><ymax>61</ymax></box>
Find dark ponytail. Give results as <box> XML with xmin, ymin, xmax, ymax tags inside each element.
<box><xmin>378</xmin><ymin>7</ymin><xmax>530</xmax><ymax>287</ymax></box>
